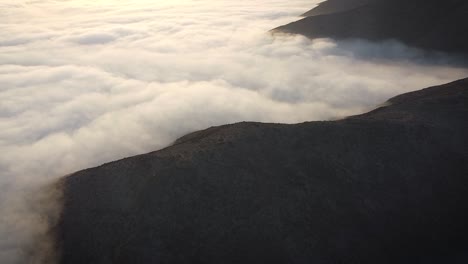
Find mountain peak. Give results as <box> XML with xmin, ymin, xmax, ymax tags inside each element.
<box><xmin>57</xmin><ymin>78</ymin><xmax>468</xmax><ymax>264</ymax></box>
<box><xmin>276</xmin><ymin>0</ymin><xmax>468</xmax><ymax>55</ymax></box>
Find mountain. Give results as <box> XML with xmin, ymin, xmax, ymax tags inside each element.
<box><xmin>275</xmin><ymin>0</ymin><xmax>468</xmax><ymax>55</ymax></box>
<box><xmin>57</xmin><ymin>78</ymin><xmax>468</xmax><ymax>264</ymax></box>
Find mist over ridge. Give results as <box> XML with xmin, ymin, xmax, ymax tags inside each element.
<box><xmin>0</xmin><ymin>0</ymin><xmax>468</xmax><ymax>263</ymax></box>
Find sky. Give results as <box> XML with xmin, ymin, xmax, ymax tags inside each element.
<box><xmin>1</xmin><ymin>0</ymin><xmax>467</xmax><ymax>263</ymax></box>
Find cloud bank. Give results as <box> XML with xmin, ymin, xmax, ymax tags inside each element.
<box><xmin>0</xmin><ymin>0</ymin><xmax>467</xmax><ymax>263</ymax></box>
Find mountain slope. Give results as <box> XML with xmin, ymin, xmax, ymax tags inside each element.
<box><xmin>275</xmin><ymin>0</ymin><xmax>468</xmax><ymax>55</ymax></box>
<box><xmin>57</xmin><ymin>78</ymin><xmax>468</xmax><ymax>264</ymax></box>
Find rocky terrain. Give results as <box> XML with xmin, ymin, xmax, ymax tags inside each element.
<box><xmin>275</xmin><ymin>0</ymin><xmax>468</xmax><ymax>55</ymax></box>
<box><xmin>57</xmin><ymin>78</ymin><xmax>468</xmax><ymax>263</ymax></box>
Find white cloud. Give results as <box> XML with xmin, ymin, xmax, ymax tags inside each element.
<box><xmin>0</xmin><ymin>0</ymin><xmax>467</xmax><ymax>263</ymax></box>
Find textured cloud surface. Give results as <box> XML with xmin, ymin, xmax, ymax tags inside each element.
<box><xmin>1</xmin><ymin>0</ymin><xmax>467</xmax><ymax>263</ymax></box>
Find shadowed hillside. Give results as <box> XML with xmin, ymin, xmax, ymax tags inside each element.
<box><xmin>57</xmin><ymin>78</ymin><xmax>468</xmax><ymax>264</ymax></box>
<box><xmin>275</xmin><ymin>0</ymin><xmax>468</xmax><ymax>55</ymax></box>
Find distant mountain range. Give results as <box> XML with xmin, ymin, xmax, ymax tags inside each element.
<box><xmin>275</xmin><ymin>0</ymin><xmax>468</xmax><ymax>55</ymax></box>
<box><xmin>57</xmin><ymin>78</ymin><xmax>468</xmax><ymax>263</ymax></box>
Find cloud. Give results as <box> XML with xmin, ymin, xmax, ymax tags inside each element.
<box><xmin>68</xmin><ymin>33</ymin><xmax>117</xmax><ymax>45</ymax></box>
<box><xmin>0</xmin><ymin>0</ymin><xmax>467</xmax><ymax>263</ymax></box>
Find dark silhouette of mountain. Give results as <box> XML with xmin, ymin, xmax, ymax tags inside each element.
<box><xmin>57</xmin><ymin>78</ymin><xmax>468</xmax><ymax>264</ymax></box>
<box><xmin>275</xmin><ymin>0</ymin><xmax>468</xmax><ymax>55</ymax></box>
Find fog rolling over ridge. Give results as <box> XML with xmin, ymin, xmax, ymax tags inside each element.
<box><xmin>0</xmin><ymin>0</ymin><xmax>467</xmax><ymax>263</ymax></box>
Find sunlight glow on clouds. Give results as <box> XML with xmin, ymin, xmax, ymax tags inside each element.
<box><xmin>0</xmin><ymin>0</ymin><xmax>467</xmax><ymax>263</ymax></box>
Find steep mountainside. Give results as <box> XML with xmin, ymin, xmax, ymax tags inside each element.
<box><xmin>275</xmin><ymin>0</ymin><xmax>468</xmax><ymax>55</ymax></box>
<box><xmin>57</xmin><ymin>78</ymin><xmax>468</xmax><ymax>264</ymax></box>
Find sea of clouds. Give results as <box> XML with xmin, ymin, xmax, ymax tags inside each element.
<box><xmin>1</xmin><ymin>0</ymin><xmax>467</xmax><ymax>263</ymax></box>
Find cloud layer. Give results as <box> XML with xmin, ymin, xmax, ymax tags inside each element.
<box><xmin>1</xmin><ymin>0</ymin><xmax>467</xmax><ymax>263</ymax></box>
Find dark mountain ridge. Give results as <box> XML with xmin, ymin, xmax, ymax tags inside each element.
<box><xmin>275</xmin><ymin>0</ymin><xmax>468</xmax><ymax>55</ymax></box>
<box><xmin>57</xmin><ymin>78</ymin><xmax>468</xmax><ymax>264</ymax></box>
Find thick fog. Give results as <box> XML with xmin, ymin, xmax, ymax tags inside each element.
<box><xmin>0</xmin><ymin>0</ymin><xmax>467</xmax><ymax>263</ymax></box>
